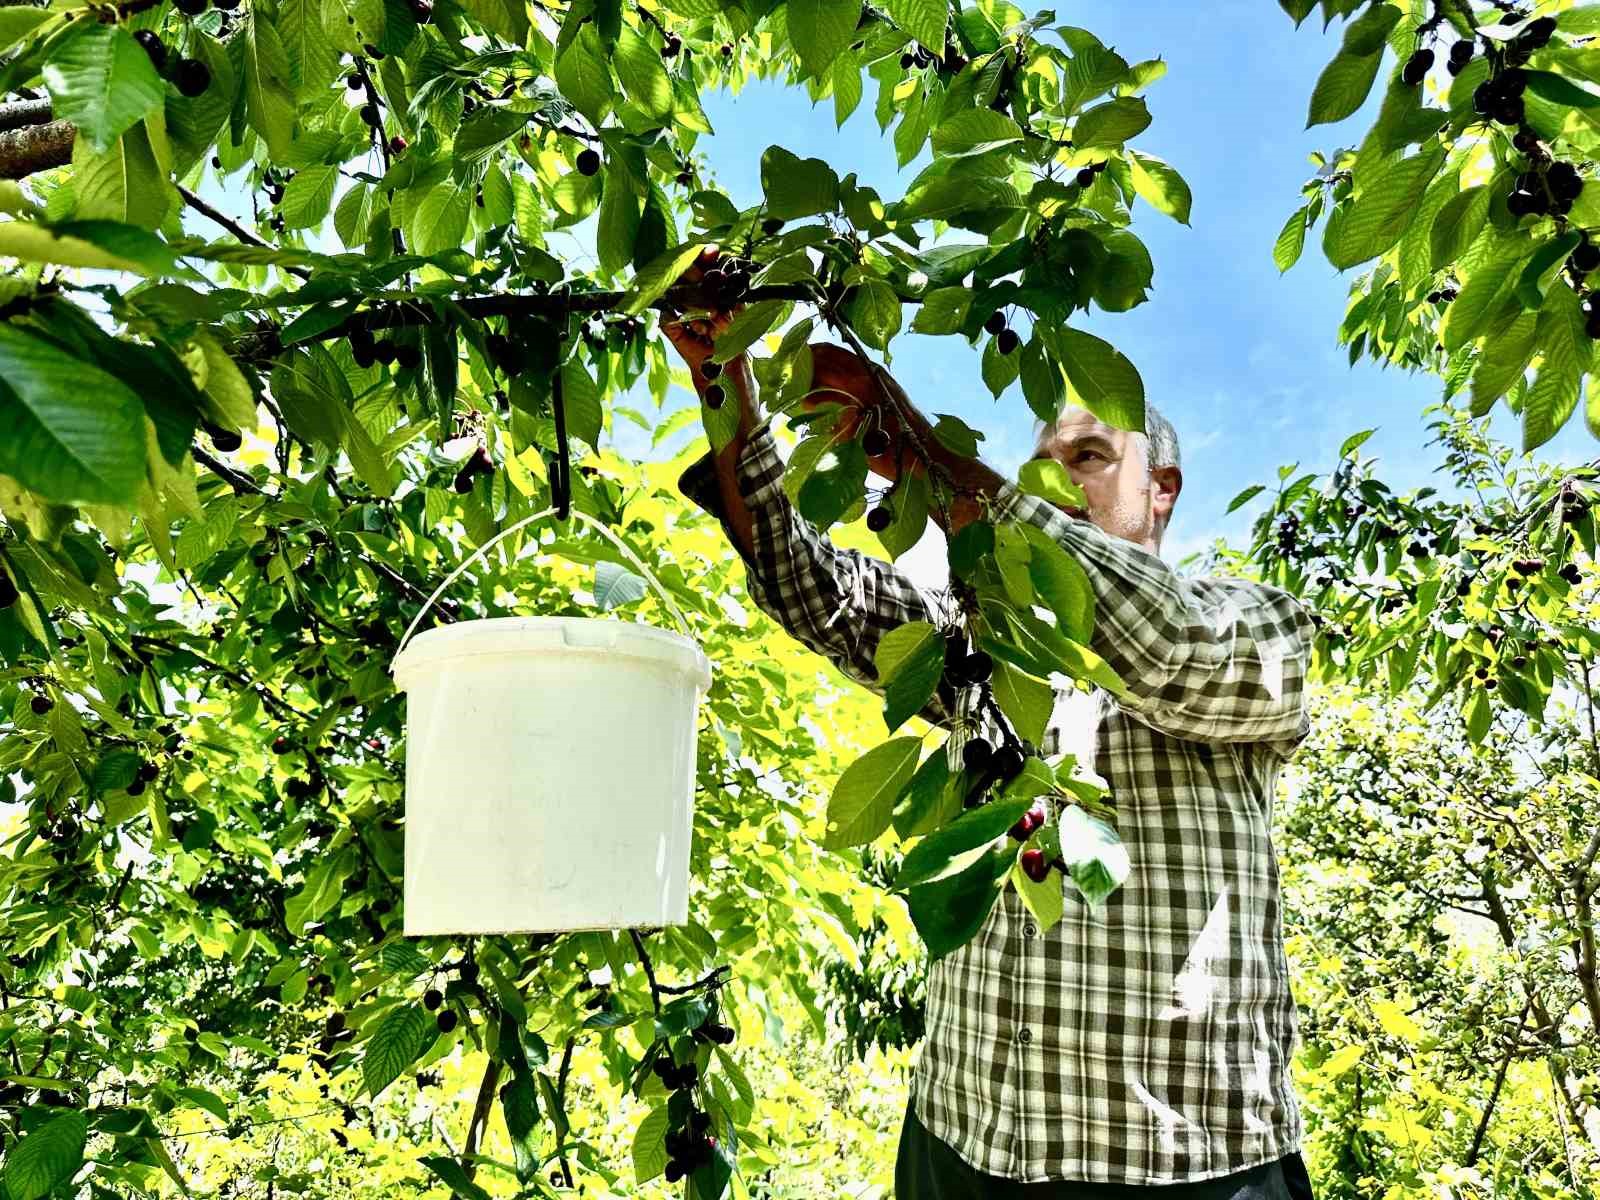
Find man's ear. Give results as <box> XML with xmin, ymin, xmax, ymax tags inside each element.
<box><xmin>1152</xmin><ymin>466</ymin><xmax>1182</xmax><ymax>529</ymax></box>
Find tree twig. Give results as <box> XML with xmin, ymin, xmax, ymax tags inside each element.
<box><xmin>178</xmin><ymin>185</ymin><xmax>311</xmax><ymax>282</ymax></box>
<box><xmin>1466</xmin><ymin>994</ymin><xmax>1531</xmax><ymax>1166</ymax></box>
<box><xmin>459</xmin><ymin>1057</ymin><xmax>503</xmax><ymax>1182</ymax></box>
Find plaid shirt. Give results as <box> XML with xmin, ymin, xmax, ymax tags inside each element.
<box><xmin>678</xmin><ymin>420</ymin><xmax>1315</xmax><ymax>1185</ymax></box>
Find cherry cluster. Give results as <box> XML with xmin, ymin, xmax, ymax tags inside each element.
<box><xmin>1073</xmin><ymin>159</ymin><xmax>1109</xmax><ymax>191</ymax></box>
<box><xmin>350</xmin><ymin>325</ymin><xmax>422</xmax><ymax>372</ymax></box>
<box><xmin>132</xmin><ymin>28</ymin><xmax>211</xmax><ymax>97</ymax></box>
<box><xmin>453</xmin><ymin>446</ymin><xmax>495</xmax><ymax>494</ymax></box>
<box><xmin>984</xmin><ymin>309</ymin><xmax>1020</xmax><ymax>355</ymax></box>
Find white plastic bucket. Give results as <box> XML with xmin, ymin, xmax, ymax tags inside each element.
<box><xmin>389</xmin><ymin>507</ymin><xmax>714</xmax><ymax>936</ymax></box>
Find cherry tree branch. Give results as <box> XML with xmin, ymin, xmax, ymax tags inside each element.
<box><xmin>0</xmin><ymin>119</ymin><xmax>71</xmax><ymax>180</ymax></box>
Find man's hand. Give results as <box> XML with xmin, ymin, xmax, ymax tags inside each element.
<box><xmin>660</xmin><ymin>246</ymin><xmax>748</xmax><ymax>388</ymax></box>
<box><xmin>803</xmin><ymin>343</ymin><xmax>922</xmax><ymax>482</ymax></box>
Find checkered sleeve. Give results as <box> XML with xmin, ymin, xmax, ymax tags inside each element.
<box><xmin>991</xmin><ymin>481</ymin><xmax>1313</xmax><ymax>757</ymax></box>
<box><xmin>678</xmin><ymin>422</ymin><xmax>961</xmax><ymax>730</ymax></box>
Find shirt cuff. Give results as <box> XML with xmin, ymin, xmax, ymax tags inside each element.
<box><xmin>676</xmin><ymin>421</ymin><xmax>788</xmax><ymax>519</ymax></box>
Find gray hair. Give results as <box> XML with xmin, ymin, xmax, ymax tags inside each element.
<box><xmin>1030</xmin><ymin>402</ymin><xmax>1180</xmax><ymax>475</ymax></box>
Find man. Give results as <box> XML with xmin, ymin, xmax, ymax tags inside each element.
<box><xmin>665</xmin><ymin>252</ymin><xmax>1317</xmax><ymax>1199</ymax></box>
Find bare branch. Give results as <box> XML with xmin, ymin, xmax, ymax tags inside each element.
<box><xmin>0</xmin><ymin>99</ymin><xmax>51</xmax><ymax>134</ymax></box>
<box><xmin>0</xmin><ymin>119</ymin><xmax>72</xmax><ymax>180</ymax></box>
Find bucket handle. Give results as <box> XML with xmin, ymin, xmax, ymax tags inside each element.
<box><xmin>390</xmin><ymin>505</ymin><xmax>696</xmax><ymax>673</ymax></box>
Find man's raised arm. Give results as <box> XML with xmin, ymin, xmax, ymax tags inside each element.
<box><xmin>664</xmin><ymin>290</ymin><xmax>961</xmax><ymax>731</ymax></box>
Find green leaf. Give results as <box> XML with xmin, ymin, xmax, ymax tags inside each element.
<box><xmin>1073</xmin><ymin>96</ymin><xmax>1151</xmax><ymax>148</ymax></box>
<box><xmin>1226</xmin><ymin>483</ymin><xmax>1264</xmax><ymax>514</ymax></box>
<box><xmin>1016</xmin><ymin>458</ymin><xmax>1087</xmax><ymax>509</ymax></box>
<box><xmin>878</xmin><ymin>464</ymin><xmax>930</xmax><ymax>561</ymax></box>
<box><xmin>833</xmin><ymin>53</ymin><xmax>863</xmax><ymax>126</ymax></box>
<box><xmin>1322</xmin><ymin>141</ymin><xmax>1447</xmax><ymax>270</ymax></box>
<box><xmin>1428</xmin><ymin>185</ymin><xmax>1489</xmax><ymax>273</ymax></box>
<box><xmin>1306</xmin><ymin>48</ymin><xmax>1383</xmax><ymax>128</ymax></box>
<box><xmin>1012</xmin><ymin>846</ymin><xmax>1065</xmax><ymax>932</ymax></box>
<box><xmin>760</xmin><ymin>145</ymin><xmax>840</xmax><ymax>219</ymax></box>
<box><xmin>0</xmin><ymin>219</ymin><xmax>155</xmax><ymax>274</ymax></box>
<box><xmin>419</xmin><ymin>1155</ymin><xmax>496</xmax><ymax>1200</ymax></box>
<box><xmin>594</xmin><ymin>560</ymin><xmax>647</xmax><ymax>611</ymax></box>
<box><xmin>596</xmin><ymin>171</ymin><xmax>642</xmax><ymax>279</ymax></box>
<box><xmin>92</xmin><ymin>748</ymin><xmax>141</xmax><ymax>794</ymax></box>
<box><xmin>788</xmin><ymin>0</ymin><xmax>857</xmax><ymax>78</ymax></box>
<box><xmin>194</xmin><ymin>331</ymin><xmax>258</xmax><ymax>431</ymax></box>
<box><xmin>1128</xmin><ymin>148</ymin><xmax>1193</xmax><ymax>225</ymax></box>
<box><xmin>894</xmin><ymin>795</ymin><xmax>1032</xmax><ymax>890</ymax></box>
<box><xmin>982</xmin><ymin>333</ymin><xmax>1020</xmax><ymax>396</ymax></box>
<box><xmin>1441</xmin><ymin>227</ymin><xmax>1532</xmax><ymax>354</ymax></box>
<box><xmin>931</xmin><ymin>109</ymin><xmax>1023</xmax><ymax>157</ymax></box>
<box><xmin>796</xmin><ymin>437</ymin><xmax>868</xmax><ymax>529</ymax></box>
<box><xmin>3</xmin><ymin>1110</ymin><xmax>87</xmax><ymax>1200</ymax></box>
<box><xmin>362</xmin><ymin>1004</ymin><xmax>434</xmax><ymax>1098</ymax></box>
<box><xmin>708</xmin><ymin>300</ymin><xmax>786</xmax><ymax>363</ymax></box>
<box><xmin>903</xmin><ymin>840</ymin><xmax>1014</xmax><ymax>961</ymax></box>
<box><xmin>910</xmin><ymin>287</ymin><xmax>971</xmax><ymax>335</ymax></box>
<box><xmin>1524</xmin><ymin>68</ymin><xmax>1600</xmax><ymax>109</ymax></box>
<box><xmin>845</xmin><ymin>279</ymin><xmax>901</xmax><ymax>350</ymax></box>
<box><xmin>1516</xmin><ymin>230</ymin><xmax>1582</xmax><ymax>312</ymax></box>
<box><xmin>70</xmin><ymin>124</ymin><xmax>171</xmax><ymax>231</ymax></box>
<box><xmin>631</xmin><ymin>1106</ymin><xmax>669</xmax><ymax>1184</ymax></box>
<box><xmin>614</xmin><ymin>24</ymin><xmax>673</xmax><ymax>120</ymax></box>
<box><xmin>560</xmin><ymin>356</ymin><xmax>603</xmax><ymax>446</ymax></box>
<box><xmin>0</xmin><ymin>324</ymin><xmax>147</xmax><ymax>506</ymax></box>
<box><xmin>1022</xmin><ymin>527</ymin><xmax>1095</xmax><ymax>643</ymax></box>
<box><xmin>1342</xmin><ymin>1</ymin><xmax>1402</xmax><ymax>54</ymax></box>
<box><xmin>887</xmin><ymin>0</ymin><xmax>946</xmax><ymax>50</ymax></box>
<box><xmin>1050</xmin><ymin>325</ymin><xmax>1146</xmax><ymax>433</ymax></box>
<box><xmin>990</xmin><ymin>658</ymin><xmax>1053</xmax><ymax>747</ymax></box>
<box><xmin>42</xmin><ymin>24</ymin><xmax>165</xmax><ymax>155</ymax></box>
<box><xmin>1272</xmin><ymin>205</ymin><xmax>1309</xmax><ymax>273</ymax></box>
<box><xmin>342</xmin><ymin>404</ymin><xmax>396</xmax><ymax>497</ymax></box>
<box><xmin>0</xmin><ymin>8</ymin><xmax>49</xmax><ymax>53</ymax></box>
<box><xmin>279</xmin><ymin>164</ymin><xmax>339</xmax><ymax>230</ymax></box>
<box><xmin>279</xmin><ymin>0</ymin><xmax>338</xmax><ymax>95</ymax></box>
<box><xmin>823</xmin><ymin>736</ymin><xmax>923</xmax><ymax>849</ymax></box>
<box><xmin>874</xmin><ymin>620</ymin><xmax>944</xmax><ymax>732</ymax></box>
<box><xmin>1057</xmin><ymin>804</ymin><xmax>1129</xmax><ymax>911</ymax></box>
<box><xmin>621</xmin><ymin>241</ymin><xmax>705</xmax><ymax>316</ymax></box>
<box><xmin>410</xmin><ymin>185</ymin><xmax>472</xmax><ymax>256</ymax></box>
<box><xmin>283</xmin><ymin>850</ymin><xmax>355</xmax><ymax>935</ymax></box>
<box><xmin>1524</xmin><ymin>281</ymin><xmax>1592</xmax><ymax>452</ymax></box>
<box><xmin>555</xmin><ymin>23</ymin><xmax>614</xmax><ymax>125</ymax></box>
<box><xmin>245</xmin><ymin>16</ymin><xmax>297</xmax><ymax>158</ymax></box>
<box><xmin>453</xmin><ymin>107</ymin><xmax>526</xmax><ymax>162</ymax></box>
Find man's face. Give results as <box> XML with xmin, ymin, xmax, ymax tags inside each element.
<box><xmin>1028</xmin><ymin>410</ymin><xmax>1182</xmax><ymax>555</ymax></box>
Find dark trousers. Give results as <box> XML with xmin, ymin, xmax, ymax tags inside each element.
<box><xmin>895</xmin><ymin>1100</ymin><xmax>1316</xmax><ymax>1199</ymax></box>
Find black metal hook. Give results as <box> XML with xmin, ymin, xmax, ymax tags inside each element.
<box><xmin>551</xmin><ymin>366</ymin><xmax>571</xmax><ymax>522</ymax></box>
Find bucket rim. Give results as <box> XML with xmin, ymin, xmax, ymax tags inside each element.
<box><xmin>390</xmin><ymin>614</ymin><xmax>711</xmax><ymax>685</ymax></box>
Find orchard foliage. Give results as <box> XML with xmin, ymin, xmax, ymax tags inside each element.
<box><xmin>3</xmin><ymin>0</ymin><xmax>1600</xmax><ymax>1195</ymax></box>
<box><xmin>1277</xmin><ymin>0</ymin><xmax>1600</xmax><ymax>454</ymax></box>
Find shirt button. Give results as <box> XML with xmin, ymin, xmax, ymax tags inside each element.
<box><xmin>1017</xmin><ymin>1027</ymin><xmax>1033</xmax><ymax>1045</ymax></box>
<box><xmin>1022</xmin><ymin>922</ymin><xmax>1038</xmax><ymax>939</ymax></box>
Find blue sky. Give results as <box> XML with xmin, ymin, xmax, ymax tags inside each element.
<box><xmin>592</xmin><ymin>0</ymin><xmax>1600</xmax><ymax>586</ymax></box>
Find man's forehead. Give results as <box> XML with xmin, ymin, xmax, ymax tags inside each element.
<box><xmin>1038</xmin><ymin>412</ymin><xmax>1124</xmax><ymax>448</ymax></box>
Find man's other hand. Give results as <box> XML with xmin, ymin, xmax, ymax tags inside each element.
<box><xmin>804</xmin><ymin>343</ymin><xmax>922</xmax><ymax>483</ymax></box>
<box><xmin>661</xmin><ymin>246</ymin><xmax>745</xmax><ymax>384</ymax></box>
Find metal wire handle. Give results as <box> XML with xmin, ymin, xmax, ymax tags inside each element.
<box><xmin>390</xmin><ymin>505</ymin><xmax>696</xmax><ymax>672</ymax></box>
